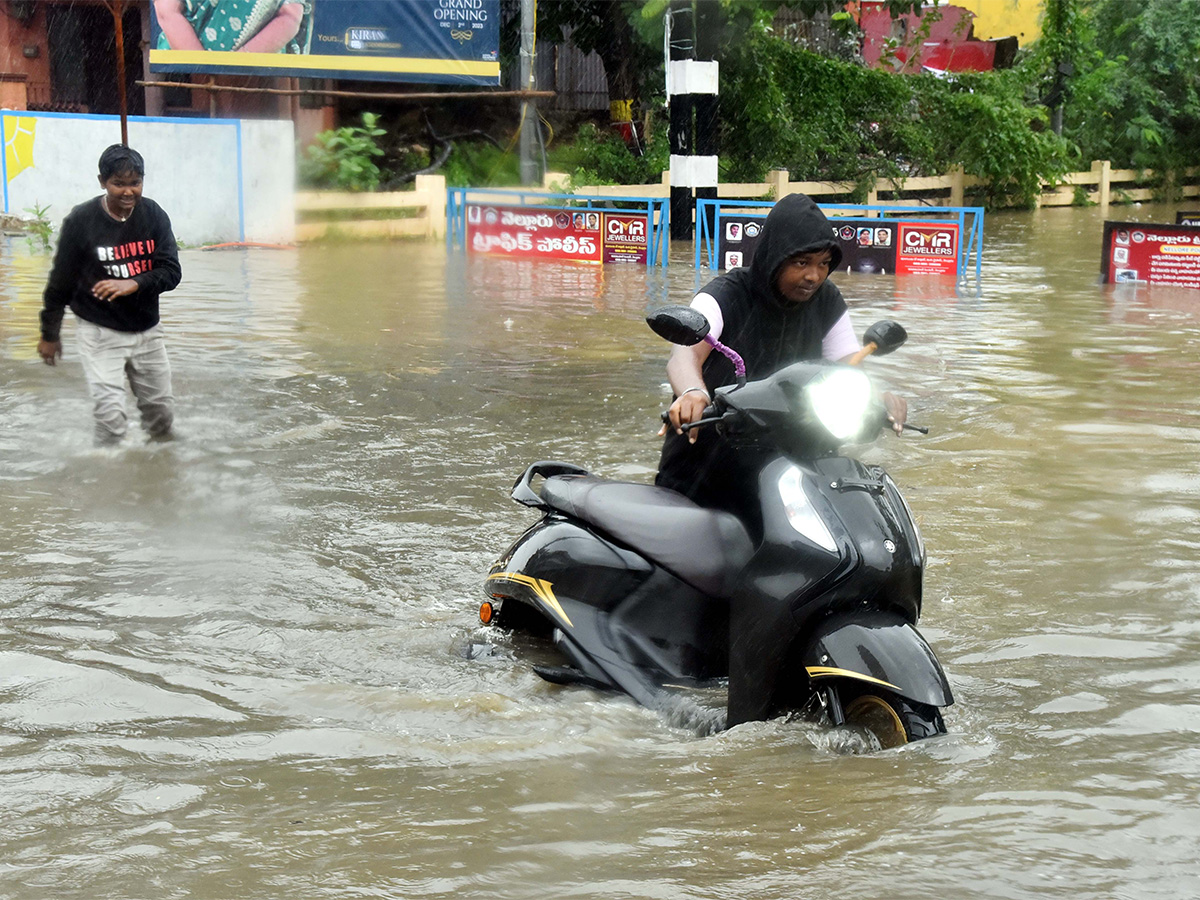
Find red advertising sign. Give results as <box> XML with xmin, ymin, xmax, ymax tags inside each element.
<box><xmin>717</xmin><ymin>214</ymin><xmax>960</xmax><ymax>278</ymax></box>
<box><xmin>466</xmin><ymin>204</ymin><xmax>654</xmax><ymax>264</ymax></box>
<box><xmin>896</xmin><ymin>223</ymin><xmax>960</xmax><ymax>276</ymax></box>
<box><xmin>602</xmin><ymin>213</ymin><xmax>650</xmax><ymax>264</ymax></box>
<box><xmin>1102</xmin><ymin>221</ymin><xmax>1200</xmax><ymax>288</ymax></box>
<box><xmin>467</xmin><ymin>204</ymin><xmax>602</xmax><ymax>263</ymax></box>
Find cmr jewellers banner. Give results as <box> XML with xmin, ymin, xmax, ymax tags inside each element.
<box><xmin>719</xmin><ymin>215</ymin><xmax>960</xmax><ymax>277</ymax></box>
<box><xmin>1101</xmin><ymin>220</ymin><xmax>1200</xmax><ymax>289</ymax></box>
<box><xmin>150</xmin><ymin>0</ymin><xmax>500</xmax><ymax>86</ymax></box>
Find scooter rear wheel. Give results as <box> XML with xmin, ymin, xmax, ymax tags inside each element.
<box><xmin>844</xmin><ymin>692</ymin><xmax>945</xmax><ymax>748</ymax></box>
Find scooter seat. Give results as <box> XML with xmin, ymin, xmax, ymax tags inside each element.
<box><xmin>540</xmin><ymin>475</ymin><xmax>754</xmax><ymax>598</ymax></box>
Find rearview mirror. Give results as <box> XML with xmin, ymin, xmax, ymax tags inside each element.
<box><xmin>863</xmin><ymin>320</ymin><xmax>908</xmax><ymax>357</ymax></box>
<box><xmin>646</xmin><ymin>305</ymin><xmax>711</xmax><ymax>346</ymax></box>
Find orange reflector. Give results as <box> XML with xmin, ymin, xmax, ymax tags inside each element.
<box><xmin>479</xmin><ymin>601</ymin><xmax>495</xmax><ymax>625</ymax></box>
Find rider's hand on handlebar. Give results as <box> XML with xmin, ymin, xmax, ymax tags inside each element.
<box><xmin>882</xmin><ymin>391</ymin><xmax>907</xmax><ymax>435</ymax></box>
<box><xmin>657</xmin><ymin>390</ymin><xmax>711</xmax><ymax>444</ymax></box>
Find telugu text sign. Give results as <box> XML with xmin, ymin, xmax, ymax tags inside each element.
<box><xmin>467</xmin><ymin>205</ymin><xmax>602</xmax><ymax>263</ymax></box>
<box><xmin>1102</xmin><ymin>221</ymin><xmax>1200</xmax><ymax>289</ymax></box>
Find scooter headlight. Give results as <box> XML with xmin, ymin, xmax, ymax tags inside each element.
<box><xmin>778</xmin><ymin>465</ymin><xmax>837</xmax><ymax>552</ymax></box>
<box><xmin>805</xmin><ymin>366</ymin><xmax>873</xmax><ymax>441</ymax></box>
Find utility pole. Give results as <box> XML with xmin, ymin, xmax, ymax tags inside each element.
<box><xmin>518</xmin><ymin>0</ymin><xmax>538</xmax><ymax>185</ymax></box>
<box><xmin>105</xmin><ymin>0</ymin><xmax>129</xmax><ymax>145</ymax></box>
<box><xmin>693</xmin><ymin>2</ymin><xmax>719</xmax><ymax>243</ymax></box>
<box><xmin>667</xmin><ymin>1</ymin><xmax>694</xmax><ymax>240</ymax></box>
<box><xmin>666</xmin><ymin>1</ymin><xmax>718</xmax><ymax>242</ymax></box>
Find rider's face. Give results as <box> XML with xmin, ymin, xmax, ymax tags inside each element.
<box><xmin>774</xmin><ymin>249</ymin><xmax>833</xmax><ymax>303</ymax></box>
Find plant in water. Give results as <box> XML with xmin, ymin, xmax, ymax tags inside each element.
<box><xmin>23</xmin><ymin>202</ymin><xmax>53</xmax><ymax>252</ymax></box>
<box><xmin>299</xmin><ymin>112</ymin><xmax>388</xmax><ymax>191</ymax></box>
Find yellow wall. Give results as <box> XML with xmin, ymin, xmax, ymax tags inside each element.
<box><xmin>953</xmin><ymin>0</ymin><xmax>1043</xmax><ymax>44</ymax></box>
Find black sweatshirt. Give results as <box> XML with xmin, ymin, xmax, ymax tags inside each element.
<box><xmin>656</xmin><ymin>194</ymin><xmax>849</xmax><ymax>515</ymax></box>
<box><xmin>40</xmin><ymin>196</ymin><xmax>182</xmax><ymax>343</ymax></box>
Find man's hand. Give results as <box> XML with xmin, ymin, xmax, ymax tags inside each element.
<box><xmin>882</xmin><ymin>391</ymin><xmax>908</xmax><ymax>435</ymax></box>
<box><xmin>657</xmin><ymin>389</ymin><xmax>711</xmax><ymax>444</ymax></box>
<box><xmin>92</xmin><ymin>278</ymin><xmax>139</xmax><ymax>302</ymax></box>
<box><xmin>38</xmin><ymin>339</ymin><xmax>62</xmax><ymax>366</ymax></box>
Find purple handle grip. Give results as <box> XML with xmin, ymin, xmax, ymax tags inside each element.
<box><xmin>704</xmin><ymin>334</ymin><xmax>746</xmax><ymax>381</ymax></box>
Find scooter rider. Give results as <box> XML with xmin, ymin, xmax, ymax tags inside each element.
<box><xmin>656</xmin><ymin>193</ymin><xmax>907</xmax><ymax>534</ymax></box>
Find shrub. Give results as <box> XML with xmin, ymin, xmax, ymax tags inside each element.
<box><xmin>299</xmin><ymin>112</ymin><xmax>388</xmax><ymax>191</ymax></box>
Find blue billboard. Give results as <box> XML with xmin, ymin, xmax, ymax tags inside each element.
<box><xmin>149</xmin><ymin>0</ymin><xmax>500</xmax><ymax>86</ymax></box>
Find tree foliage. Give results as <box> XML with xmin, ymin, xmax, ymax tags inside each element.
<box><xmin>719</xmin><ymin>24</ymin><xmax>1069</xmax><ymax>207</ymax></box>
<box><xmin>298</xmin><ymin>113</ymin><xmax>388</xmax><ymax>192</ymax></box>
<box><xmin>1061</xmin><ymin>0</ymin><xmax>1200</xmax><ymax>173</ymax></box>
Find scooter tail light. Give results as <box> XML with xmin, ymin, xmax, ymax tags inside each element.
<box><xmin>778</xmin><ymin>466</ymin><xmax>837</xmax><ymax>552</ymax></box>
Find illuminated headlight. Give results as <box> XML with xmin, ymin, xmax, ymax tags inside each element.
<box><xmin>778</xmin><ymin>465</ymin><xmax>837</xmax><ymax>552</ymax></box>
<box><xmin>805</xmin><ymin>367</ymin><xmax>872</xmax><ymax>440</ymax></box>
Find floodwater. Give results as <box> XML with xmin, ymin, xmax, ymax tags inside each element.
<box><xmin>2</xmin><ymin>202</ymin><xmax>1200</xmax><ymax>899</ymax></box>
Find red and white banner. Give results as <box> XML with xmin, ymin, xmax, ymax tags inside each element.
<box><xmin>718</xmin><ymin>215</ymin><xmax>960</xmax><ymax>278</ymax></box>
<box><xmin>1102</xmin><ymin>221</ymin><xmax>1200</xmax><ymax>289</ymax></box>
<box><xmin>896</xmin><ymin>223</ymin><xmax>960</xmax><ymax>277</ymax></box>
<box><xmin>467</xmin><ymin>204</ymin><xmax>602</xmax><ymax>263</ymax></box>
<box><xmin>466</xmin><ymin>204</ymin><xmax>652</xmax><ymax>265</ymax></box>
<box><xmin>602</xmin><ymin>213</ymin><xmax>650</xmax><ymax>264</ymax></box>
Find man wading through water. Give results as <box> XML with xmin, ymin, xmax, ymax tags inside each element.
<box><xmin>38</xmin><ymin>144</ymin><xmax>182</xmax><ymax>445</ymax></box>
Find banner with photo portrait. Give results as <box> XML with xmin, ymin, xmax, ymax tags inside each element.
<box><xmin>717</xmin><ymin>214</ymin><xmax>958</xmax><ymax>278</ymax></box>
<box><xmin>149</xmin><ymin>0</ymin><xmax>501</xmax><ymax>86</ymax></box>
<box><xmin>464</xmin><ymin>204</ymin><xmax>653</xmax><ymax>265</ymax></box>
<box><xmin>1101</xmin><ymin>221</ymin><xmax>1200</xmax><ymax>289</ymax></box>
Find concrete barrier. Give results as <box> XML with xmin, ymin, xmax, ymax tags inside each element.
<box><xmin>1</xmin><ymin>111</ymin><xmax>294</xmax><ymax>245</ymax></box>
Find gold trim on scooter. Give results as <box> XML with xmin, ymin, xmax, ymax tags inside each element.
<box><xmin>805</xmin><ymin>665</ymin><xmax>901</xmax><ymax>693</ymax></box>
<box><xmin>486</xmin><ymin>572</ymin><xmax>574</xmax><ymax>628</ymax></box>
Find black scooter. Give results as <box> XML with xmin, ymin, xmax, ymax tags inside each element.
<box><xmin>479</xmin><ymin>306</ymin><xmax>953</xmax><ymax>747</ymax></box>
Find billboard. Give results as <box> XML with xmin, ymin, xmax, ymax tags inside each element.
<box><xmin>717</xmin><ymin>215</ymin><xmax>959</xmax><ymax>278</ymax></box>
<box><xmin>149</xmin><ymin>0</ymin><xmax>500</xmax><ymax>86</ymax></box>
<box><xmin>1101</xmin><ymin>221</ymin><xmax>1200</xmax><ymax>288</ymax></box>
<box><xmin>1178</xmin><ymin>212</ymin><xmax>1200</xmax><ymax>227</ymax></box>
<box><xmin>466</xmin><ymin>204</ymin><xmax>651</xmax><ymax>265</ymax></box>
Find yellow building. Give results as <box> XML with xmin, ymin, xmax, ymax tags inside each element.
<box><xmin>954</xmin><ymin>0</ymin><xmax>1044</xmax><ymax>44</ymax></box>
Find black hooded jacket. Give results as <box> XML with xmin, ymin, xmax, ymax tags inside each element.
<box><xmin>655</xmin><ymin>194</ymin><xmax>850</xmax><ymax>516</ymax></box>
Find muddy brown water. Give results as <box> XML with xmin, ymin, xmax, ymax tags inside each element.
<box><xmin>3</xmin><ymin>203</ymin><xmax>1200</xmax><ymax>899</ymax></box>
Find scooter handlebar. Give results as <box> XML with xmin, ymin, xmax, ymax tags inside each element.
<box><xmin>660</xmin><ymin>405</ymin><xmax>720</xmax><ymax>432</ymax></box>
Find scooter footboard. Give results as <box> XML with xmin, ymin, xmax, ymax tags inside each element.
<box><xmin>802</xmin><ymin>610</ymin><xmax>953</xmax><ymax>708</ymax></box>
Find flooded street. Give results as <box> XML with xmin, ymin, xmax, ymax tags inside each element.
<box><xmin>3</xmin><ymin>202</ymin><xmax>1200</xmax><ymax>899</ymax></box>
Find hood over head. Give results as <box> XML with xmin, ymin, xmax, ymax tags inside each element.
<box><xmin>748</xmin><ymin>194</ymin><xmax>842</xmax><ymax>302</ymax></box>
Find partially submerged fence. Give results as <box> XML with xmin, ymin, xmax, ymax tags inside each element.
<box><xmin>553</xmin><ymin>162</ymin><xmax>1200</xmax><ymax>210</ymax></box>
<box><xmin>697</xmin><ymin>198</ymin><xmax>985</xmax><ymax>285</ymax></box>
<box><xmin>445</xmin><ymin>187</ymin><xmax>670</xmax><ymax>266</ymax></box>
<box><xmin>291</xmin><ymin>163</ymin><xmax>1198</xmax><ymax>242</ymax></box>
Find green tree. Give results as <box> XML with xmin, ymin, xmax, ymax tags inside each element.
<box><xmin>1064</xmin><ymin>0</ymin><xmax>1200</xmax><ymax>174</ymax></box>
<box><xmin>718</xmin><ymin>23</ymin><xmax>1068</xmax><ymax>207</ymax></box>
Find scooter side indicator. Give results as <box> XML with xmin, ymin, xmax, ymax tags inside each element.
<box><xmin>486</xmin><ymin>572</ymin><xmax>574</xmax><ymax>628</ymax></box>
<box><xmin>805</xmin><ymin>666</ymin><xmax>901</xmax><ymax>693</ymax></box>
